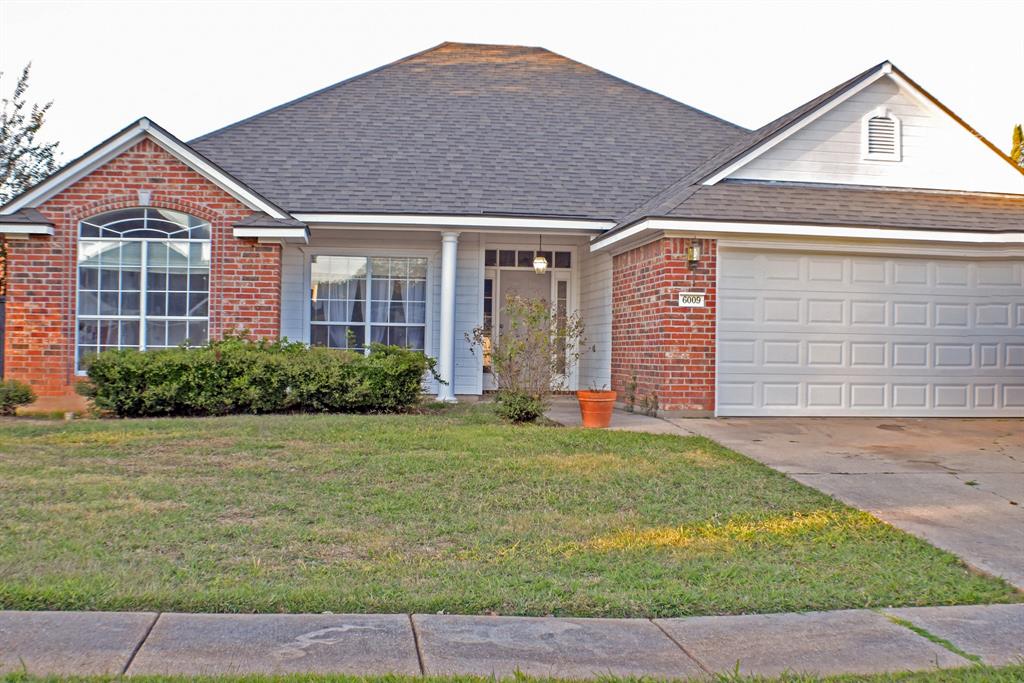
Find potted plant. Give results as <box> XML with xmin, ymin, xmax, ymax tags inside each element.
<box><xmin>577</xmin><ymin>383</ymin><xmax>617</xmax><ymax>428</ymax></box>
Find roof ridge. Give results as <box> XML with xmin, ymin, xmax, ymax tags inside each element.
<box><xmin>434</xmin><ymin>40</ymin><xmax>548</xmax><ymax>50</ymax></box>
<box><xmin>190</xmin><ymin>42</ymin><xmax>452</xmax><ymax>144</ymax></box>
<box><xmin>192</xmin><ymin>42</ymin><xmax>747</xmax><ymax>146</ymax></box>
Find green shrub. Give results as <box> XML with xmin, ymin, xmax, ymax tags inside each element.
<box><xmin>0</xmin><ymin>379</ymin><xmax>35</xmax><ymax>415</ymax></box>
<box><xmin>466</xmin><ymin>295</ymin><xmax>585</xmax><ymax>424</ymax></box>
<box><xmin>494</xmin><ymin>390</ymin><xmax>546</xmax><ymax>423</ymax></box>
<box><xmin>78</xmin><ymin>337</ymin><xmax>438</xmax><ymax>418</ymax></box>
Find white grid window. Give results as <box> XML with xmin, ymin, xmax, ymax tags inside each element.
<box><xmin>310</xmin><ymin>255</ymin><xmax>427</xmax><ymax>353</ymax></box>
<box><xmin>77</xmin><ymin>208</ymin><xmax>210</xmax><ymax>370</ymax></box>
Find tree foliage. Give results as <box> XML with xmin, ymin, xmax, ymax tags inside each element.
<box><xmin>1012</xmin><ymin>124</ymin><xmax>1024</xmax><ymax>169</ymax></box>
<box><xmin>0</xmin><ymin>64</ymin><xmax>59</xmax><ymax>205</ymax></box>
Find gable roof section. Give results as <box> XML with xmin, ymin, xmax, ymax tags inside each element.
<box><xmin>700</xmin><ymin>61</ymin><xmax>1024</xmax><ymax>186</ymax></box>
<box><xmin>609</xmin><ymin>62</ymin><xmax>892</xmax><ymax>230</ymax></box>
<box><xmin>0</xmin><ymin>118</ymin><xmax>292</xmax><ymax>220</ymax></box>
<box><xmin>597</xmin><ymin>61</ymin><xmax>1024</xmax><ymax>249</ymax></box>
<box><xmin>189</xmin><ymin>42</ymin><xmax>747</xmax><ymax>219</ymax></box>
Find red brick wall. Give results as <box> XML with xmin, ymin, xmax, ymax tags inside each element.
<box><xmin>3</xmin><ymin>138</ymin><xmax>281</xmax><ymax>404</ymax></box>
<box><xmin>611</xmin><ymin>237</ymin><xmax>716</xmax><ymax>415</ymax></box>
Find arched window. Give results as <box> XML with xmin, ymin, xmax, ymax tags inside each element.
<box><xmin>76</xmin><ymin>208</ymin><xmax>211</xmax><ymax>370</ymax></box>
<box><xmin>862</xmin><ymin>108</ymin><xmax>902</xmax><ymax>161</ymax></box>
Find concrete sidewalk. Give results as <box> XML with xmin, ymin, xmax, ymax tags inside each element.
<box><xmin>545</xmin><ymin>399</ymin><xmax>680</xmax><ymax>434</ymax></box>
<box><xmin>1</xmin><ymin>605</ymin><xmax>1022</xmax><ymax>678</ymax></box>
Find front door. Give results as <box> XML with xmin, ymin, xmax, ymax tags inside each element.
<box><xmin>484</xmin><ymin>270</ymin><xmax>551</xmax><ymax>390</ymax></box>
<box><xmin>482</xmin><ymin>256</ymin><xmax>572</xmax><ymax>391</ymax></box>
<box><xmin>500</xmin><ymin>270</ymin><xmax>552</xmax><ymax>303</ymax></box>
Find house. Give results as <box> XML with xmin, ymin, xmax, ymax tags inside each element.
<box><xmin>1</xmin><ymin>42</ymin><xmax>1022</xmax><ymax>416</ymax></box>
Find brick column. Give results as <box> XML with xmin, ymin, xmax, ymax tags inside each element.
<box><xmin>611</xmin><ymin>237</ymin><xmax>716</xmax><ymax>416</ymax></box>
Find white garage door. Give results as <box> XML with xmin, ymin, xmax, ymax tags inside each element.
<box><xmin>717</xmin><ymin>249</ymin><xmax>1024</xmax><ymax>416</ymax></box>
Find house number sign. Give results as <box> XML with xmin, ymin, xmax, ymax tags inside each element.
<box><xmin>677</xmin><ymin>291</ymin><xmax>706</xmax><ymax>307</ymax></box>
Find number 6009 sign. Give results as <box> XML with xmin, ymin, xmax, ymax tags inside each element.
<box><xmin>677</xmin><ymin>292</ymin><xmax>706</xmax><ymax>307</ymax></box>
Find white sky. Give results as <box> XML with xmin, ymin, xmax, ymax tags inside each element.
<box><xmin>2</xmin><ymin>0</ymin><xmax>1022</xmax><ymax>161</ymax></box>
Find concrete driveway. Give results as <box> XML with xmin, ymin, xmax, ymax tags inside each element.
<box><xmin>674</xmin><ymin>418</ymin><xmax>1024</xmax><ymax>590</ymax></box>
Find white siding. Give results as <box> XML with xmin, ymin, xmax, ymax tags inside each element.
<box><xmin>280</xmin><ymin>228</ymin><xmax>482</xmax><ymax>395</ymax></box>
<box><xmin>578</xmin><ymin>247</ymin><xmax>612</xmax><ymax>390</ymax></box>
<box><xmin>729</xmin><ymin>76</ymin><xmax>1024</xmax><ymax>195</ymax></box>
<box><xmin>282</xmin><ymin>230</ymin><xmax>613</xmax><ymax>396</ymax></box>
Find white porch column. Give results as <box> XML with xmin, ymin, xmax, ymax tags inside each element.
<box><xmin>437</xmin><ymin>231</ymin><xmax>459</xmax><ymax>402</ymax></box>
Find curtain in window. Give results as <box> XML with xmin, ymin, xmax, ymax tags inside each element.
<box><xmin>310</xmin><ymin>255</ymin><xmax>427</xmax><ymax>352</ymax></box>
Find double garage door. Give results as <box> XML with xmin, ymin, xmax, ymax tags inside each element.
<box><xmin>717</xmin><ymin>249</ymin><xmax>1024</xmax><ymax>416</ymax></box>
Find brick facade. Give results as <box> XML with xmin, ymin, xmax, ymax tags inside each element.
<box><xmin>2</xmin><ymin>139</ymin><xmax>281</xmax><ymax>408</ymax></box>
<box><xmin>611</xmin><ymin>237</ymin><xmax>716</xmax><ymax>416</ymax></box>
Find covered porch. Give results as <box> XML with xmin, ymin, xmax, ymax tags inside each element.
<box><xmin>273</xmin><ymin>215</ymin><xmax>615</xmax><ymax>400</ymax></box>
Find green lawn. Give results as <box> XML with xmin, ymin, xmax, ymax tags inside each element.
<box><xmin>0</xmin><ymin>405</ymin><xmax>1017</xmax><ymax>616</ymax></box>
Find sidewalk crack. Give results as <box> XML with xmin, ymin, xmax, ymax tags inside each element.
<box><xmin>122</xmin><ymin>611</ymin><xmax>161</xmax><ymax>675</ymax></box>
<box><xmin>881</xmin><ymin>612</ymin><xmax>981</xmax><ymax>664</ymax></box>
<box><xmin>408</xmin><ymin>613</ymin><xmax>426</xmax><ymax>676</ymax></box>
<box><xmin>649</xmin><ymin>618</ymin><xmax>711</xmax><ymax>675</ymax></box>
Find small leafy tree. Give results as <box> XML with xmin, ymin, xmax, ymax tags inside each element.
<box><xmin>1</xmin><ymin>64</ymin><xmax>59</xmax><ymax>205</ymax></box>
<box><xmin>467</xmin><ymin>295</ymin><xmax>584</xmax><ymax>422</ymax></box>
<box><xmin>1012</xmin><ymin>124</ymin><xmax>1024</xmax><ymax>169</ymax></box>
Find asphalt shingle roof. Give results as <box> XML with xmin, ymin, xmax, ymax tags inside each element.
<box><xmin>658</xmin><ymin>181</ymin><xmax>1024</xmax><ymax>232</ymax></box>
<box><xmin>190</xmin><ymin>42</ymin><xmax>747</xmax><ymax>219</ymax></box>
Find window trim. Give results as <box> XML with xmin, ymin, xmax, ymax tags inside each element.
<box><xmin>303</xmin><ymin>247</ymin><xmax>434</xmax><ymax>358</ymax></box>
<box><xmin>861</xmin><ymin>107</ymin><xmax>902</xmax><ymax>162</ymax></box>
<box><xmin>75</xmin><ymin>208</ymin><xmax>211</xmax><ymax>373</ymax></box>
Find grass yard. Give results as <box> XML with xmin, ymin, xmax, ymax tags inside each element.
<box><xmin>0</xmin><ymin>405</ymin><xmax>1017</xmax><ymax>616</ymax></box>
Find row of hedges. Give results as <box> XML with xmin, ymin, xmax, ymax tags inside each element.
<box><xmin>78</xmin><ymin>338</ymin><xmax>438</xmax><ymax>418</ymax></box>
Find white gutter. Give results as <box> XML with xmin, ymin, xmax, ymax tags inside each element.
<box><xmin>591</xmin><ymin>218</ymin><xmax>1024</xmax><ymax>252</ymax></box>
<box><xmin>0</xmin><ymin>224</ymin><xmax>55</xmax><ymax>237</ymax></box>
<box><xmin>233</xmin><ymin>226</ymin><xmax>309</xmax><ymax>244</ymax></box>
<box><xmin>293</xmin><ymin>213</ymin><xmax>615</xmax><ymax>232</ymax></box>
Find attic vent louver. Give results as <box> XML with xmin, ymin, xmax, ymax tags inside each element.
<box><xmin>862</xmin><ymin>108</ymin><xmax>901</xmax><ymax>161</ymax></box>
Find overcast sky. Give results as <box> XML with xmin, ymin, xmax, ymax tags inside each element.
<box><xmin>2</xmin><ymin>0</ymin><xmax>1021</xmax><ymax>161</ymax></box>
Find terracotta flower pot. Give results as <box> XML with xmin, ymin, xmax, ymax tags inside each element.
<box><xmin>576</xmin><ymin>390</ymin><xmax>617</xmax><ymax>428</ymax></box>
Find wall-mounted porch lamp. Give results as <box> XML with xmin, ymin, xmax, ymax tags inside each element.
<box><xmin>533</xmin><ymin>235</ymin><xmax>549</xmax><ymax>274</ymax></box>
<box><xmin>686</xmin><ymin>242</ymin><xmax>702</xmax><ymax>265</ymax></box>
